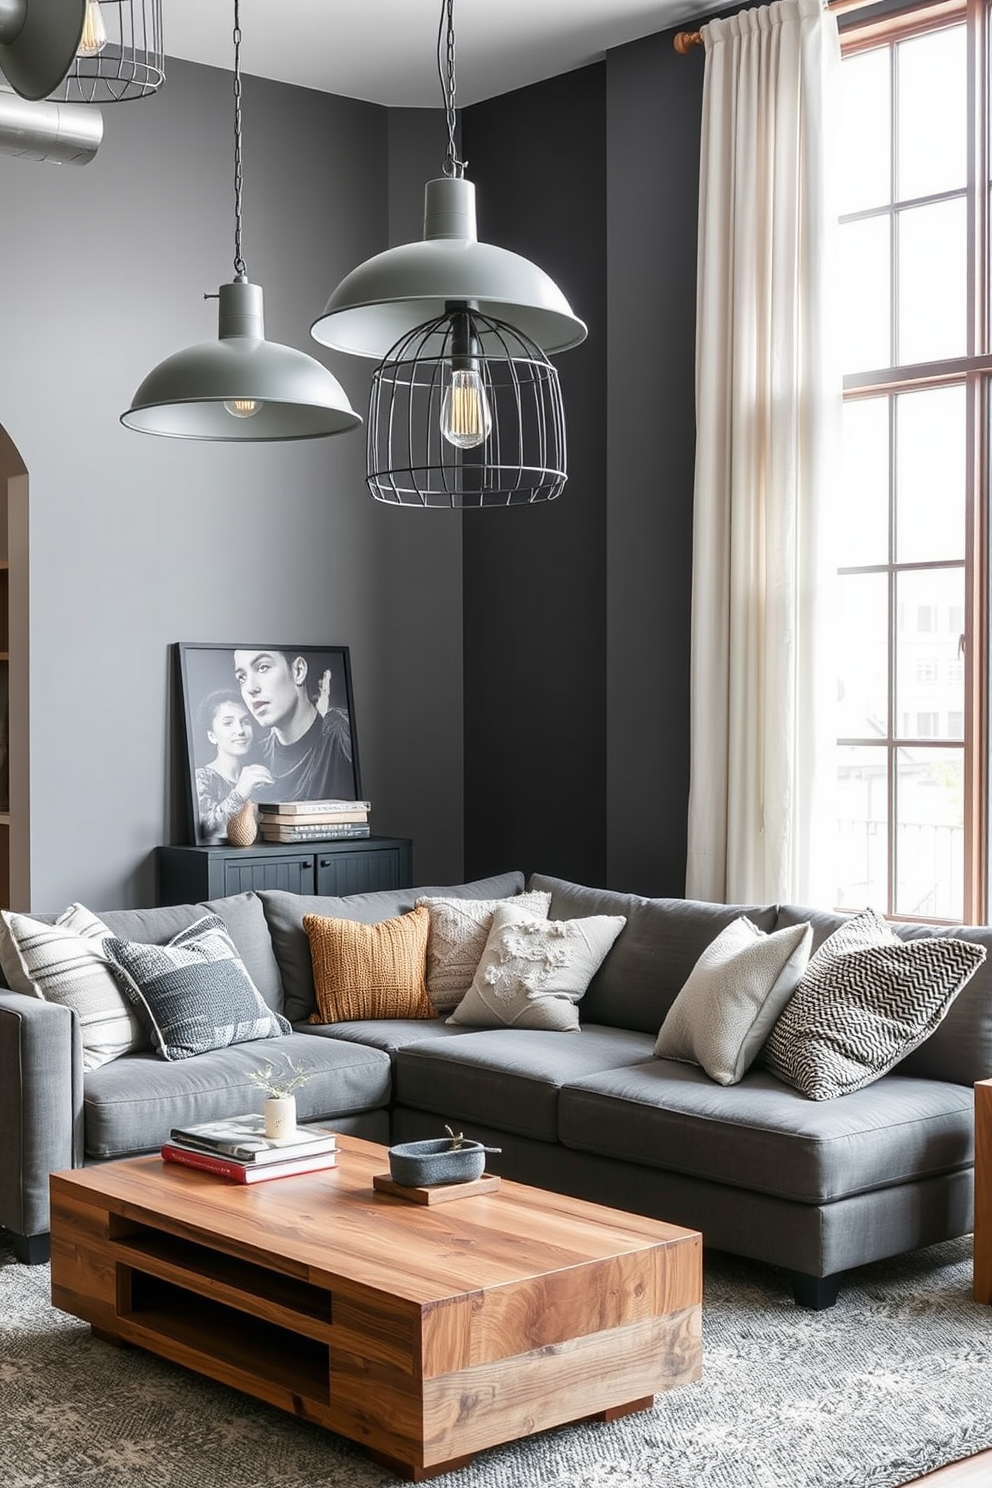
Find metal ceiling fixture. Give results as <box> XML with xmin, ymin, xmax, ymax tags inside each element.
<box><xmin>0</xmin><ymin>77</ymin><xmax>102</xmax><ymax>163</ymax></box>
<box><xmin>0</xmin><ymin>0</ymin><xmax>86</xmax><ymax>101</ymax></box>
<box><xmin>121</xmin><ymin>0</ymin><xmax>360</xmax><ymax>442</ymax></box>
<box><xmin>311</xmin><ymin>0</ymin><xmax>586</xmax><ymax>508</ymax></box>
<box><xmin>50</xmin><ymin>0</ymin><xmax>165</xmax><ymax>104</ymax></box>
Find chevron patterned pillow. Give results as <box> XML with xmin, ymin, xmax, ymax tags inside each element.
<box><xmin>762</xmin><ymin>907</ymin><xmax>986</xmax><ymax>1100</ymax></box>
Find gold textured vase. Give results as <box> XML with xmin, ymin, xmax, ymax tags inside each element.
<box><xmin>226</xmin><ymin>799</ymin><xmax>257</xmax><ymax>847</ymax></box>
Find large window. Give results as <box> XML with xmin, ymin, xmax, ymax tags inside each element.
<box><xmin>835</xmin><ymin>0</ymin><xmax>989</xmax><ymax>922</ymax></box>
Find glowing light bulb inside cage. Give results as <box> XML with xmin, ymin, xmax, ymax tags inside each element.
<box><xmin>78</xmin><ymin>1</ymin><xmax>109</xmax><ymax>57</ymax></box>
<box><xmin>440</xmin><ymin>367</ymin><xmax>492</xmax><ymax>449</ymax></box>
<box><xmin>224</xmin><ymin>398</ymin><xmax>263</xmax><ymax>419</ymax></box>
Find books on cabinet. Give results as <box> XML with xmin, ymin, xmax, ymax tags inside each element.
<box><xmin>256</xmin><ymin>797</ymin><xmax>372</xmax><ymax>843</ymax></box>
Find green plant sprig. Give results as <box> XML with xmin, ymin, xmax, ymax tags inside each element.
<box><xmin>246</xmin><ymin>1054</ymin><xmax>312</xmax><ymax>1099</ymax></box>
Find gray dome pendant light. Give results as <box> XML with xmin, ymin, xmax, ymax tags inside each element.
<box><xmin>121</xmin><ymin>0</ymin><xmax>360</xmax><ymax>442</ymax></box>
<box><xmin>0</xmin><ymin>0</ymin><xmax>87</xmax><ymax>101</ymax></box>
<box><xmin>311</xmin><ymin>0</ymin><xmax>586</xmax><ymax>508</ymax></box>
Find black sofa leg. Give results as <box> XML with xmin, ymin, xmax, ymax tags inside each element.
<box><xmin>790</xmin><ymin>1270</ymin><xmax>841</xmax><ymax>1310</ymax></box>
<box><xmin>10</xmin><ymin>1231</ymin><xmax>50</xmax><ymax>1265</ymax></box>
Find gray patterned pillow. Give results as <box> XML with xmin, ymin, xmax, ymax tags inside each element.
<box><xmin>654</xmin><ymin>916</ymin><xmax>812</xmax><ymax>1084</ymax></box>
<box><xmin>104</xmin><ymin>913</ymin><xmax>290</xmax><ymax>1062</ymax></box>
<box><xmin>417</xmin><ymin>890</ymin><xmax>552</xmax><ymax>1012</ymax></box>
<box><xmin>762</xmin><ymin>907</ymin><xmax>986</xmax><ymax>1100</ymax></box>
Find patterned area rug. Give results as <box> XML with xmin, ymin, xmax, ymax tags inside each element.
<box><xmin>2</xmin><ymin>1233</ymin><xmax>991</xmax><ymax>1488</ymax></box>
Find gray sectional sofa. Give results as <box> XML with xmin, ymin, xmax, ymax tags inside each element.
<box><xmin>1</xmin><ymin>868</ymin><xmax>988</xmax><ymax>1309</ymax></box>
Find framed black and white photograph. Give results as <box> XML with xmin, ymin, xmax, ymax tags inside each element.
<box><xmin>177</xmin><ymin>642</ymin><xmax>362</xmax><ymax>845</ymax></box>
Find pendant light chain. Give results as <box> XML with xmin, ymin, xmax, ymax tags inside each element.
<box><xmin>232</xmin><ymin>0</ymin><xmax>247</xmax><ymax>280</ymax></box>
<box><xmin>437</xmin><ymin>0</ymin><xmax>465</xmax><ymax>178</ymax></box>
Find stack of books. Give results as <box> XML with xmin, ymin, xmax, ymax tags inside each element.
<box><xmin>256</xmin><ymin>799</ymin><xmax>372</xmax><ymax>843</ymax></box>
<box><xmin>161</xmin><ymin>1112</ymin><xmax>339</xmax><ymax>1184</ymax></box>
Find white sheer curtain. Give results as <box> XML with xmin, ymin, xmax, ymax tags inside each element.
<box><xmin>685</xmin><ymin>0</ymin><xmax>842</xmax><ymax>907</ymax></box>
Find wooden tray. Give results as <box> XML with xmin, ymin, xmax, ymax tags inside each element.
<box><xmin>372</xmin><ymin>1172</ymin><xmax>501</xmax><ymax>1204</ymax></box>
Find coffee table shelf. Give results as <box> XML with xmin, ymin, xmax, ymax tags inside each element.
<box><xmin>50</xmin><ymin>1137</ymin><xmax>702</xmax><ymax>1481</ymax></box>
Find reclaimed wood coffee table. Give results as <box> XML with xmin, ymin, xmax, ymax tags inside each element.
<box><xmin>49</xmin><ymin>1135</ymin><xmax>702</xmax><ymax>1480</ymax></box>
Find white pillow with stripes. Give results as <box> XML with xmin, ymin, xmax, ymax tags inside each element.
<box><xmin>0</xmin><ymin>903</ymin><xmax>146</xmax><ymax>1070</ymax></box>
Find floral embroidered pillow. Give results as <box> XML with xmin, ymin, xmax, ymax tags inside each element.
<box><xmin>446</xmin><ymin>902</ymin><xmax>626</xmax><ymax>1031</ymax></box>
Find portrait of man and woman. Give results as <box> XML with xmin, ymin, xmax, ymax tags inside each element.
<box><xmin>179</xmin><ymin>643</ymin><xmax>360</xmax><ymax>845</ymax></box>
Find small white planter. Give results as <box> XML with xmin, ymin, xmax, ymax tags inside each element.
<box><xmin>263</xmin><ymin>1094</ymin><xmax>297</xmax><ymax>1142</ymax></box>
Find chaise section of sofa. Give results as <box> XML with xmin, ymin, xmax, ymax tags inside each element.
<box><xmin>0</xmin><ymin>889</ymin><xmax>395</xmax><ymax>1263</ymax></box>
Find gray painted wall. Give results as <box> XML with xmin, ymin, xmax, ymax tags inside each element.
<box><xmin>0</xmin><ymin>60</ymin><xmax>463</xmax><ymax>909</ymax></box>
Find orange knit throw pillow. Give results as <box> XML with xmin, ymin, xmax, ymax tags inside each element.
<box><xmin>304</xmin><ymin>905</ymin><xmax>436</xmax><ymax>1023</ymax></box>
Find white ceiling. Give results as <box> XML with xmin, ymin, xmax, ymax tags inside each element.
<box><xmin>162</xmin><ymin>0</ymin><xmax>711</xmax><ymax>109</ymax></box>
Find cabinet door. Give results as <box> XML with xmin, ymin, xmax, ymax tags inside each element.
<box><xmin>223</xmin><ymin>854</ymin><xmax>315</xmax><ymax>895</ymax></box>
<box><xmin>316</xmin><ymin>848</ymin><xmax>404</xmax><ymax>897</ymax></box>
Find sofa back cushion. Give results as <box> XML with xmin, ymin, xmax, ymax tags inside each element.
<box><xmin>0</xmin><ymin>893</ymin><xmax>287</xmax><ymax>1017</ymax></box>
<box><xmin>260</xmin><ymin>870</ymin><xmax>526</xmax><ymax>1024</ymax></box>
<box><xmin>775</xmin><ymin>904</ymin><xmax>992</xmax><ymax>1087</ymax></box>
<box><xmin>527</xmin><ymin>874</ymin><xmax>777</xmax><ymax>1034</ymax></box>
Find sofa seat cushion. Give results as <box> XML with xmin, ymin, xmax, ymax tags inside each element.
<box><xmin>558</xmin><ymin>1060</ymin><xmax>974</xmax><ymax>1205</ymax></box>
<box><xmin>394</xmin><ymin>1026</ymin><xmax>655</xmax><ymax>1142</ymax></box>
<box><xmin>259</xmin><ymin>871</ymin><xmax>526</xmax><ymax>1024</ymax></box>
<box><xmin>527</xmin><ymin>875</ymin><xmax>777</xmax><ymax>1034</ymax></box>
<box><xmin>297</xmin><ymin>1017</ymin><xmax>468</xmax><ymax>1057</ymax></box>
<box><xmin>82</xmin><ymin>1033</ymin><xmax>391</xmax><ymax>1159</ymax></box>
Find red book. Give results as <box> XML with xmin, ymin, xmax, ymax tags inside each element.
<box><xmin>161</xmin><ymin>1143</ymin><xmax>338</xmax><ymax>1184</ymax></box>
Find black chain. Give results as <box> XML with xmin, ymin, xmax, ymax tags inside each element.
<box><xmin>436</xmin><ymin>0</ymin><xmax>465</xmax><ymax>177</ymax></box>
<box><xmin>233</xmin><ymin>0</ymin><xmax>247</xmax><ymax>278</ymax></box>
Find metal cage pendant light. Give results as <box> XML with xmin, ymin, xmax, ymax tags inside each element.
<box><xmin>311</xmin><ymin>0</ymin><xmax>585</xmax><ymax>508</ymax></box>
<box><xmin>121</xmin><ymin>0</ymin><xmax>360</xmax><ymax>442</ymax></box>
<box><xmin>49</xmin><ymin>0</ymin><xmax>165</xmax><ymax>104</ymax></box>
<box><xmin>368</xmin><ymin>307</ymin><xmax>567</xmax><ymax>508</ymax></box>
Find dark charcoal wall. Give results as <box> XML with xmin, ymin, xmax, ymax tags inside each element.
<box><xmin>605</xmin><ymin>31</ymin><xmax>704</xmax><ymax>896</ymax></box>
<box><xmin>461</xmin><ymin>63</ymin><xmax>609</xmax><ymax>886</ymax></box>
<box><xmin>462</xmin><ymin>32</ymin><xmax>705</xmax><ymax>893</ymax></box>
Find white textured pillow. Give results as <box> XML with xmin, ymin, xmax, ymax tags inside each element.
<box><xmin>653</xmin><ymin>916</ymin><xmax>812</xmax><ymax>1085</ymax></box>
<box><xmin>417</xmin><ymin>890</ymin><xmax>552</xmax><ymax>1012</ymax></box>
<box><xmin>0</xmin><ymin>903</ymin><xmax>146</xmax><ymax>1071</ymax></box>
<box><xmin>762</xmin><ymin>907</ymin><xmax>986</xmax><ymax>1100</ymax></box>
<box><xmin>446</xmin><ymin>903</ymin><xmax>626</xmax><ymax>1031</ymax></box>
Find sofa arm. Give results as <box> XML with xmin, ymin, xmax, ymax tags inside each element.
<box><xmin>0</xmin><ymin>989</ymin><xmax>83</xmax><ymax>1258</ymax></box>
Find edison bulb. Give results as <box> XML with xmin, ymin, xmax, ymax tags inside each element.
<box><xmin>440</xmin><ymin>368</ymin><xmax>492</xmax><ymax>450</ymax></box>
<box><xmin>78</xmin><ymin>0</ymin><xmax>108</xmax><ymax>57</ymax></box>
<box><xmin>224</xmin><ymin>399</ymin><xmax>263</xmax><ymax>419</ymax></box>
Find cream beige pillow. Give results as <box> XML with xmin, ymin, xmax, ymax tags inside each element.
<box><xmin>0</xmin><ymin>903</ymin><xmax>146</xmax><ymax>1070</ymax></box>
<box><xmin>653</xmin><ymin>916</ymin><xmax>812</xmax><ymax>1085</ymax></box>
<box><xmin>417</xmin><ymin>890</ymin><xmax>553</xmax><ymax>1012</ymax></box>
<box><xmin>305</xmin><ymin>905</ymin><xmax>436</xmax><ymax>1023</ymax></box>
<box><xmin>447</xmin><ymin>903</ymin><xmax>626</xmax><ymax>1031</ymax></box>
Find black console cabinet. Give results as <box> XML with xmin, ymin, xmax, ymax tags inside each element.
<box><xmin>156</xmin><ymin>836</ymin><xmax>414</xmax><ymax>905</ymax></box>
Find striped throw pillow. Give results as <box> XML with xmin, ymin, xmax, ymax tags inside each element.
<box><xmin>0</xmin><ymin>903</ymin><xmax>146</xmax><ymax>1070</ymax></box>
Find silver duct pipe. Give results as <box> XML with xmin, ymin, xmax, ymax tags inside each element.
<box><xmin>0</xmin><ymin>82</ymin><xmax>102</xmax><ymax>165</ymax></box>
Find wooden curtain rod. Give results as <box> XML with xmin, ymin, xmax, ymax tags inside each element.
<box><xmin>673</xmin><ymin>0</ymin><xmax>885</xmax><ymax>52</ymax></box>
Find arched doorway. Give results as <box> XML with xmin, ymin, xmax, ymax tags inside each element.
<box><xmin>0</xmin><ymin>424</ymin><xmax>29</xmax><ymax>909</ymax></box>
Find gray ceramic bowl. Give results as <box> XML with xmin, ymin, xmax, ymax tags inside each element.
<box><xmin>388</xmin><ymin>1137</ymin><xmax>491</xmax><ymax>1187</ymax></box>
